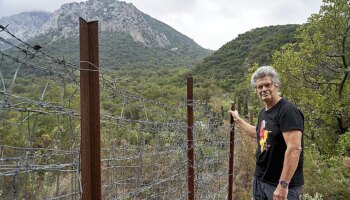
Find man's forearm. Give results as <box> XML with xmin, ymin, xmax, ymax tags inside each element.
<box><xmin>279</xmin><ymin>146</ymin><xmax>301</xmax><ymax>183</ymax></box>
<box><xmin>235</xmin><ymin>117</ymin><xmax>257</xmax><ymax>138</ymax></box>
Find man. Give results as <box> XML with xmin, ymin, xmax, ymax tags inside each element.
<box><xmin>229</xmin><ymin>66</ymin><xmax>304</xmax><ymax>200</ymax></box>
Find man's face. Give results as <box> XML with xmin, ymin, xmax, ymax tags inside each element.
<box><xmin>255</xmin><ymin>76</ymin><xmax>279</xmax><ymax>103</ymax></box>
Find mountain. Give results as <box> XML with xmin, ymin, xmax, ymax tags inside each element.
<box><xmin>193</xmin><ymin>24</ymin><xmax>299</xmax><ymax>91</ymax></box>
<box><xmin>0</xmin><ymin>11</ymin><xmax>50</xmax><ymax>49</ymax></box>
<box><xmin>0</xmin><ymin>0</ymin><xmax>211</xmax><ymax>68</ymax></box>
<box><xmin>0</xmin><ymin>11</ymin><xmax>51</xmax><ymax>40</ymax></box>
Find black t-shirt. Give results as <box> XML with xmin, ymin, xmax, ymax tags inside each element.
<box><xmin>255</xmin><ymin>98</ymin><xmax>304</xmax><ymax>186</ymax></box>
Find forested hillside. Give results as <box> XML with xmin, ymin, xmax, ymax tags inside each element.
<box><xmin>26</xmin><ymin>32</ymin><xmax>210</xmax><ymax>70</ymax></box>
<box><xmin>194</xmin><ymin>24</ymin><xmax>299</xmax><ymax>91</ymax></box>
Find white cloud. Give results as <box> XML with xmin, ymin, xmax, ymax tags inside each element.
<box><xmin>125</xmin><ymin>0</ymin><xmax>323</xmax><ymax>49</ymax></box>
<box><xmin>0</xmin><ymin>0</ymin><xmax>323</xmax><ymax>50</ymax></box>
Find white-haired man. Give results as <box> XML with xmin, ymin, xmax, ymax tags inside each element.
<box><xmin>229</xmin><ymin>66</ymin><xmax>304</xmax><ymax>200</ymax></box>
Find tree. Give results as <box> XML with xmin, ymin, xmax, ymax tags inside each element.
<box><xmin>273</xmin><ymin>0</ymin><xmax>350</xmax><ymax>155</ymax></box>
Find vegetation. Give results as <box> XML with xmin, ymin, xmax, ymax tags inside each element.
<box><xmin>273</xmin><ymin>0</ymin><xmax>350</xmax><ymax>155</ymax></box>
<box><xmin>27</xmin><ymin>30</ymin><xmax>211</xmax><ymax>70</ymax></box>
<box><xmin>1</xmin><ymin>0</ymin><xmax>350</xmax><ymax>198</ymax></box>
<box><xmin>272</xmin><ymin>0</ymin><xmax>350</xmax><ymax>198</ymax></box>
<box><xmin>226</xmin><ymin>0</ymin><xmax>350</xmax><ymax>198</ymax></box>
<box><xmin>194</xmin><ymin>24</ymin><xmax>299</xmax><ymax>92</ymax></box>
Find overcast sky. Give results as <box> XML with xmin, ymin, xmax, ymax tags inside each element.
<box><xmin>0</xmin><ymin>0</ymin><xmax>323</xmax><ymax>50</ymax></box>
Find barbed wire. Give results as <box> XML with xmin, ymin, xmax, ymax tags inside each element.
<box><xmin>1</xmin><ymin>27</ymin><xmax>82</xmax><ymax>199</ymax></box>
<box><xmin>0</xmin><ymin>25</ymin><xmax>255</xmax><ymax>199</ymax></box>
<box><xmin>1</xmin><ymin>23</ymin><xmax>185</xmax><ymax>110</ymax></box>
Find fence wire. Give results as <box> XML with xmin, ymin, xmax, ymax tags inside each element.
<box><xmin>0</xmin><ymin>25</ymin><xmax>255</xmax><ymax>200</ymax></box>
<box><xmin>0</xmin><ymin>25</ymin><xmax>82</xmax><ymax>200</ymax></box>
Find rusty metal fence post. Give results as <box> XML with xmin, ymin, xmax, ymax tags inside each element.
<box><xmin>187</xmin><ymin>76</ymin><xmax>195</xmax><ymax>200</ymax></box>
<box><xmin>228</xmin><ymin>103</ymin><xmax>236</xmax><ymax>200</ymax></box>
<box><xmin>79</xmin><ymin>17</ymin><xmax>101</xmax><ymax>200</ymax></box>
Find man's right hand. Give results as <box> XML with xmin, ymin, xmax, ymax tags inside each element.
<box><xmin>228</xmin><ymin>110</ymin><xmax>257</xmax><ymax>138</ymax></box>
<box><xmin>228</xmin><ymin>110</ymin><xmax>240</xmax><ymax>122</ymax></box>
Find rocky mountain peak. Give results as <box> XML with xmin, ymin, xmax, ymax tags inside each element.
<box><xmin>0</xmin><ymin>11</ymin><xmax>50</xmax><ymax>40</ymax></box>
<box><xmin>42</xmin><ymin>0</ymin><xmax>170</xmax><ymax>47</ymax></box>
<box><xmin>0</xmin><ymin>0</ymin><xmax>173</xmax><ymax>48</ymax></box>
<box><xmin>0</xmin><ymin>0</ymin><xmax>210</xmax><ymax>64</ymax></box>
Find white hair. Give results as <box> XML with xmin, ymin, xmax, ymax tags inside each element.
<box><xmin>251</xmin><ymin>66</ymin><xmax>280</xmax><ymax>89</ymax></box>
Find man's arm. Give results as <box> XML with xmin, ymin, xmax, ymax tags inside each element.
<box><xmin>273</xmin><ymin>130</ymin><xmax>303</xmax><ymax>199</ymax></box>
<box><xmin>229</xmin><ymin>110</ymin><xmax>257</xmax><ymax>138</ymax></box>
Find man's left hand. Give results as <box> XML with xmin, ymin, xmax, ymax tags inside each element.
<box><xmin>273</xmin><ymin>186</ymin><xmax>288</xmax><ymax>200</ymax></box>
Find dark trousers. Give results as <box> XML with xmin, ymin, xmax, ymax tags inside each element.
<box><xmin>253</xmin><ymin>178</ymin><xmax>302</xmax><ymax>200</ymax></box>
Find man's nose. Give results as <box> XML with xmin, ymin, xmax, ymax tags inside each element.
<box><xmin>262</xmin><ymin>86</ymin><xmax>269</xmax><ymax>90</ymax></box>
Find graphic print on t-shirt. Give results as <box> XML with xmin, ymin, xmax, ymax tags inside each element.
<box><xmin>259</xmin><ymin>120</ymin><xmax>271</xmax><ymax>152</ymax></box>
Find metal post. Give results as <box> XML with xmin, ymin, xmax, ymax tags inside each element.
<box><xmin>228</xmin><ymin>103</ymin><xmax>236</xmax><ymax>200</ymax></box>
<box><xmin>187</xmin><ymin>76</ymin><xmax>195</xmax><ymax>200</ymax></box>
<box><xmin>79</xmin><ymin>17</ymin><xmax>101</xmax><ymax>200</ymax></box>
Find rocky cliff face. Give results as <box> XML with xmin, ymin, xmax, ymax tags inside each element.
<box><xmin>1</xmin><ymin>0</ymin><xmax>177</xmax><ymax>48</ymax></box>
<box><xmin>0</xmin><ymin>11</ymin><xmax>50</xmax><ymax>40</ymax></box>
<box><xmin>42</xmin><ymin>0</ymin><xmax>170</xmax><ymax>47</ymax></box>
<box><xmin>0</xmin><ymin>0</ymin><xmax>210</xmax><ymax>68</ymax></box>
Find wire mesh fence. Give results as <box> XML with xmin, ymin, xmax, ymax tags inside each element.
<box><xmin>0</xmin><ymin>25</ymin><xmax>81</xmax><ymax>199</ymax></box>
<box><xmin>0</xmin><ymin>24</ymin><xmax>255</xmax><ymax>199</ymax></box>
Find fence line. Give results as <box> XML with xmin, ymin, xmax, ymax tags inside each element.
<box><xmin>0</xmin><ymin>22</ymin><xmax>255</xmax><ymax>200</ymax></box>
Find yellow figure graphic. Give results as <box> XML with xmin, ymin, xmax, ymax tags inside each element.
<box><xmin>259</xmin><ymin>120</ymin><xmax>269</xmax><ymax>152</ymax></box>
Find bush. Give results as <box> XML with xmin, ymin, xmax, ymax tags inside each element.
<box><xmin>303</xmin><ymin>193</ymin><xmax>324</xmax><ymax>200</ymax></box>
<box><xmin>303</xmin><ymin>148</ymin><xmax>350</xmax><ymax>199</ymax></box>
